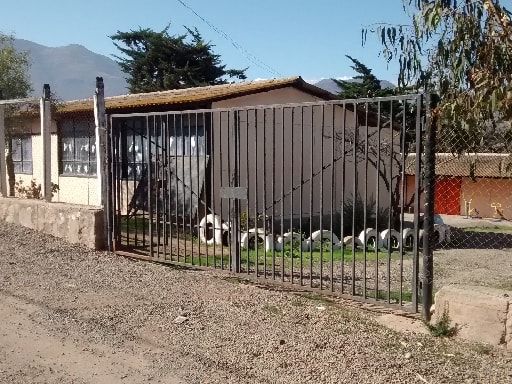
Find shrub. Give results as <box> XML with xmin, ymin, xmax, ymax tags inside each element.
<box><xmin>15</xmin><ymin>179</ymin><xmax>59</xmax><ymax>199</ymax></box>
<box><xmin>343</xmin><ymin>193</ymin><xmax>389</xmax><ymax>236</ymax></box>
<box><xmin>425</xmin><ymin>305</ymin><xmax>457</xmax><ymax>337</ymax></box>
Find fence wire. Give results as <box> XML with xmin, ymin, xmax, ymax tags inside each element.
<box><xmin>411</xmin><ymin>123</ymin><xmax>512</xmax><ymax>250</ymax></box>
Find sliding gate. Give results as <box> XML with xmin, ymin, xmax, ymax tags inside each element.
<box><xmin>108</xmin><ymin>95</ymin><xmax>431</xmax><ymax>313</ymax></box>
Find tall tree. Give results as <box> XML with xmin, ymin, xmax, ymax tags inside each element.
<box><xmin>111</xmin><ymin>25</ymin><xmax>247</xmax><ymax>93</ymax></box>
<box><xmin>333</xmin><ymin>55</ymin><xmax>392</xmax><ymax>99</ymax></box>
<box><xmin>0</xmin><ymin>32</ymin><xmax>33</xmax><ymax>196</ymax></box>
<box><xmin>0</xmin><ymin>34</ymin><xmax>32</xmax><ymax>99</ymax></box>
<box><xmin>363</xmin><ymin>0</ymin><xmax>512</xmax><ymax>152</ymax></box>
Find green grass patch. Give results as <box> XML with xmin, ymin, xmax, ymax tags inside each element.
<box><xmin>239</xmin><ymin>246</ymin><xmax>404</xmax><ymax>266</ymax></box>
<box><xmin>119</xmin><ymin>215</ymin><xmax>150</xmax><ymax>232</ymax></box>
<box><xmin>494</xmin><ymin>281</ymin><xmax>512</xmax><ymax>291</ymax></box>
<box><xmin>471</xmin><ymin>342</ymin><xmax>494</xmax><ymax>355</ymax></box>
<box><xmin>374</xmin><ymin>289</ymin><xmax>417</xmax><ymax>303</ymax></box>
<box><xmin>262</xmin><ymin>304</ymin><xmax>284</xmax><ymax>316</ymax></box>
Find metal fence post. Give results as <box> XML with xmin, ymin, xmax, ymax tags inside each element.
<box><xmin>422</xmin><ymin>94</ymin><xmax>439</xmax><ymax>321</ymax></box>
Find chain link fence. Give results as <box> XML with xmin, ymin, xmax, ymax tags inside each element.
<box><xmin>407</xmin><ymin>122</ymin><xmax>512</xmax><ymax>250</ymax></box>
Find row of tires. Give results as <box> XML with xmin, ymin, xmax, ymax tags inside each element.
<box><xmin>198</xmin><ymin>214</ymin><xmax>451</xmax><ymax>251</ymax></box>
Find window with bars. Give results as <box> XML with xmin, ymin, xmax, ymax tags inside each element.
<box><xmin>59</xmin><ymin>119</ymin><xmax>97</xmax><ymax>176</ymax></box>
<box><xmin>12</xmin><ymin>136</ymin><xmax>33</xmax><ymax>174</ymax></box>
<box><xmin>120</xmin><ymin>113</ymin><xmax>207</xmax><ymax>180</ymax></box>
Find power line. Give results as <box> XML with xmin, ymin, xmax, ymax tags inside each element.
<box><xmin>176</xmin><ymin>0</ymin><xmax>283</xmax><ymax>78</ymax></box>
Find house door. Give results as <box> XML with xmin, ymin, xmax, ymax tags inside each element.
<box><xmin>434</xmin><ymin>176</ymin><xmax>461</xmax><ymax>215</ymax></box>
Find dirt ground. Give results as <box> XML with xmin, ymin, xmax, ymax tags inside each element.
<box><xmin>1</xmin><ymin>221</ymin><xmax>512</xmax><ymax>384</ymax></box>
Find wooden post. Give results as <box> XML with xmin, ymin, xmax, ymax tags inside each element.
<box><xmin>94</xmin><ymin>77</ymin><xmax>111</xmax><ymax>250</ymax></box>
<box><xmin>0</xmin><ymin>90</ymin><xmax>7</xmax><ymax>197</ymax></box>
<box><xmin>41</xmin><ymin>84</ymin><xmax>52</xmax><ymax>201</ymax></box>
<box><xmin>94</xmin><ymin>77</ymin><xmax>107</xmax><ymax>207</ymax></box>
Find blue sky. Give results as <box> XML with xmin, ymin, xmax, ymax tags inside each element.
<box><xmin>0</xmin><ymin>0</ymin><xmax>412</xmax><ymax>84</ymax></box>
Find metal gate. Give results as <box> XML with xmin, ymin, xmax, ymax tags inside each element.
<box><xmin>107</xmin><ymin>95</ymin><xmax>432</xmax><ymax>314</ymax></box>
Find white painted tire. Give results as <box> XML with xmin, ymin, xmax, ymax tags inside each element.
<box><xmin>418</xmin><ymin>229</ymin><xmax>425</xmax><ymax>248</ymax></box>
<box><xmin>199</xmin><ymin>214</ymin><xmax>223</xmax><ymax>245</ymax></box>
<box><xmin>241</xmin><ymin>230</ymin><xmax>274</xmax><ymax>252</ymax></box>
<box><xmin>402</xmin><ymin>228</ymin><xmax>416</xmax><ymax>248</ymax></box>
<box><xmin>433</xmin><ymin>224</ymin><xmax>446</xmax><ymax>244</ymax></box>
<box><xmin>343</xmin><ymin>235</ymin><xmax>363</xmax><ymax>249</ymax></box>
<box><xmin>276</xmin><ymin>232</ymin><xmax>307</xmax><ymax>251</ymax></box>
<box><xmin>444</xmin><ymin>226</ymin><xmax>451</xmax><ymax>243</ymax></box>
<box><xmin>309</xmin><ymin>230</ymin><xmax>341</xmax><ymax>251</ymax></box>
<box><xmin>380</xmin><ymin>229</ymin><xmax>401</xmax><ymax>251</ymax></box>
<box><xmin>358</xmin><ymin>228</ymin><xmax>382</xmax><ymax>249</ymax></box>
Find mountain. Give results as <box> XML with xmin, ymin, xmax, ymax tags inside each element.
<box><xmin>13</xmin><ymin>39</ymin><xmax>128</xmax><ymax>101</ymax></box>
<box><xmin>314</xmin><ymin>78</ymin><xmax>395</xmax><ymax>95</ymax></box>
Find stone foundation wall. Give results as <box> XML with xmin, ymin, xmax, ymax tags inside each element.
<box><xmin>0</xmin><ymin>197</ymin><xmax>105</xmax><ymax>250</ymax></box>
<box><xmin>435</xmin><ymin>285</ymin><xmax>511</xmax><ymax>351</ymax></box>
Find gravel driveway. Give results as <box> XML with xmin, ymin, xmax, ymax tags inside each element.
<box><xmin>1</xmin><ymin>222</ymin><xmax>511</xmax><ymax>383</ymax></box>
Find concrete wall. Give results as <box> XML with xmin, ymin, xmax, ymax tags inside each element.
<box><xmin>0</xmin><ymin>197</ymin><xmax>104</xmax><ymax>249</ymax></box>
<box><xmin>460</xmin><ymin>177</ymin><xmax>512</xmax><ymax>219</ymax></box>
<box><xmin>435</xmin><ymin>285</ymin><xmax>512</xmax><ymax>350</ymax></box>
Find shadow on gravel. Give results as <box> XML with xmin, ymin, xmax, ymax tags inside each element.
<box><xmin>443</xmin><ymin>228</ymin><xmax>512</xmax><ymax>249</ymax></box>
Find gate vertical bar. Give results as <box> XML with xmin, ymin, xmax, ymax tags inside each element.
<box><xmin>351</xmin><ymin>102</ymin><xmax>357</xmax><ymax>296</ymax></box>
<box><xmin>299</xmin><ymin>106</ymin><xmax>304</xmax><ymax>286</ymax></box>
<box><xmin>422</xmin><ymin>94</ymin><xmax>437</xmax><ymax>321</ymax></box>
<box><xmin>230</xmin><ymin>110</ymin><xmax>241</xmax><ymax>273</ymax></box>
<box><xmin>0</xmin><ymin>91</ymin><xmax>6</xmax><ymax>198</ymax></box>
<box><xmin>362</xmin><ymin>102</ymin><xmax>369</xmax><ymax>299</ymax></box>
<box><xmin>374</xmin><ymin>102</ymin><xmax>381</xmax><ymax>300</ymax></box>
<box><xmin>105</xmin><ymin>116</ymin><xmax>113</xmax><ymax>252</ymax></box>
<box><xmin>146</xmin><ymin>115</ymin><xmax>154</xmax><ymax>257</ymax></box>
<box><xmin>290</xmin><ymin>107</ymin><xmax>295</xmax><ymax>284</ymax></box>
<box><xmin>412</xmin><ymin>95</ymin><xmax>423</xmax><ymax>312</ymax></box>
<box><xmin>387</xmin><ymin>101</ymin><xmax>394</xmax><ymax>303</ymax></box>
<box><xmin>329</xmin><ymin>104</ymin><xmax>335</xmax><ymax>292</ymax></box>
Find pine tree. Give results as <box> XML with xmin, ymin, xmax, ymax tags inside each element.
<box><xmin>333</xmin><ymin>55</ymin><xmax>393</xmax><ymax>99</ymax></box>
<box><xmin>111</xmin><ymin>25</ymin><xmax>247</xmax><ymax>93</ymax></box>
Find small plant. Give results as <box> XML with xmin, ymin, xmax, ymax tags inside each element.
<box><xmin>240</xmin><ymin>210</ymin><xmax>248</xmax><ymax>231</ymax></box>
<box><xmin>471</xmin><ymin>342</ymin><xmax>493</xmax><ymax>355</ymax></box>
<box><xmin>425</xmin><ymin>304</ymin><xmax>457</xmax><ymax>337</ymax></box>
<box><xmin>343</xmin><ymin>193</ymin><xmax>389</xmax><ymax>236</ymax></box>
<box><xmin>239</xmin><ymin>210</ymin><xmax>270</xmax><ymax>232</ymax></box>
<box><xmin>281</xmin><ymin>238</ymin><xmax>303</xmax><ymax>258</ymax></box>
<box><xmin>262</xmin><ymin>304</ymin><xmax>283</xmax><ymax>316</ymax></box>
<box><xmin>15</xmin><ymin>179</ymin><xmax>59</xmax><ymax>199</ymax></box>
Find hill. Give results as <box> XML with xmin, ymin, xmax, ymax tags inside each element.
<box><xmin>13</xmin><ymin>39</ymin><xmax>128</xmax><ymax>101</ymax></box>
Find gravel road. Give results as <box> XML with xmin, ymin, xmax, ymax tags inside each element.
<box><xmin>1</xmin><ymin>221</ymin><xmax>511</xmax><ymax>383</ymax></box>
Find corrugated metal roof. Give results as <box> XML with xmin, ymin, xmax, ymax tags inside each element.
<box><xmin>405</xmin><ymin>153</ymin><xmax>512</xmax><ymax>178</ymax></box>
<box><xmin>56</xmin><ymin>76</ymin><xmax>336</xmax><ymax>114</ymax></box>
